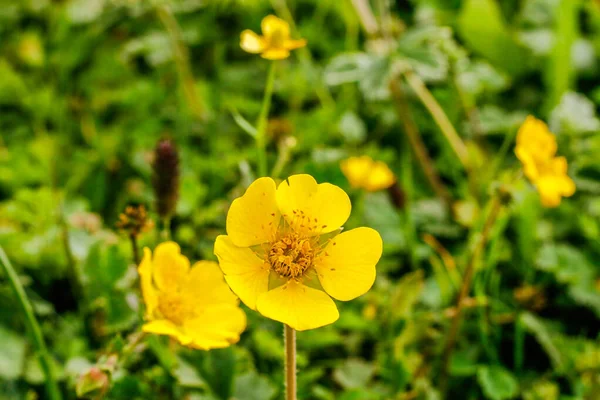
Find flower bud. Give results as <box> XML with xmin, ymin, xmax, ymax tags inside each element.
<box><xmin>152</xmin><ymin>138</ymin><xmax>180</xmax><ymax>220</ymax></box>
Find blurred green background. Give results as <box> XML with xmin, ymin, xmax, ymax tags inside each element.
<box><xmin>1</xmin><ymin>0</ymin><xmax>600</xmax><ymax>399</ymax></box>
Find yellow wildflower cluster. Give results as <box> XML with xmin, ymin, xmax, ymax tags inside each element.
<box><xmin>240</xmin><ymin>15</ymin><xmax>306</xmax><ymax>60</ymax></box>
<box><xmin>515</xmin><ymin>116</ymin><xmax>575</xmax><ymax>207</ymax></box>
<box><xmin>138</xmin><ymin>242</ymin><xmax>246</xmax><ymax>349</ymax></box>
<box><xmin>340</xmin><ymin>156</ymin><xmax>396</xmax><ymax>192</ymax></box>
<box><xmin>214</xmin><ymin>174</ymin><xmax>383</xmax><ymax>331</ymax></box>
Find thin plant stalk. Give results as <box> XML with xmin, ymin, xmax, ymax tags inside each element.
<box><xmin>256</xmin><ymin>62</ymin><xmax>277</xmax><ymax>177</ymax></box>
<box><xmin>439</xmin><ymin>195</ymin><xmax>504</xmax><ymax>396</ymax></box>
<box><xmin>269</xmin><ymin>0</ymin><xmax>335</xmax><ymax>108</ymax></box>
<box><xmin>161</xmin><ymin>217</ymin><xmax>172</xmax><ymax>241</ymax></box>
<box><xmin>389</xmin><ymin>78</ymin><xmax>453</xmax><ymax>209</ymax></box>
<box><xmin>350</xmin><ymin>0</ymin><xmax>380</xmax><ymax>37</ymax></box>
<box><xmin>514</xmin><ymin>312</ymin><xmax>525</xmax><ymax>372</ymax></box>
<box><xmin>400</xmin><ymin>137</ymin><xmax>418</xmax><ymax>269</ymax></box>
<box><xmin>284</xmin><ymin>324</ymin><xmax>297</xmax><ymax>400</ymax></box>
<box><xmin>129</xmin><ymin>234</ymin><xmax>140</xmax><ymax>265</ymax></box>
<box><xmin>403</xmin><ymin>70</ymin><xmax>470</xmax><ymax>170</ymax></box>
<box><xmin>0</xmin><ymin>246</ymin><xmax>62</xmax><ymax>400</ymax></box>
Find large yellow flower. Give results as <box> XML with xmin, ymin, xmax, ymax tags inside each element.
<box><xmin>340</xmin><ymin>156</ymin><xmax>396</xmax><ymax>192</ymax></box>
<box><xmin>214</xmin><ymin>174</ymin><xmax>383</xmax><ymax>331</ymax></box>
<box><xmin>138</xmin><ymin>242</ymin><xmax>246</xmax><ymax>349</ymax></box>
<box><xmin>240</xmin><ymin>15</ymin><xmax>306</xmax><ymax>60</ymax></box>
<box><xmin>514</xmin><ymin>116</ymin><xmax>575</xmax><ymax>207</ymax></box>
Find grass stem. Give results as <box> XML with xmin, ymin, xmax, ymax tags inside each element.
<box><xmin>0</xmin><ymin>246</ymin><xmax>62</xmax><ymax>400</ymax></box>
<box><xmin>256</xmin><ymin>62</ymin><xmax>276</xmax><ymax>177</ymax></box>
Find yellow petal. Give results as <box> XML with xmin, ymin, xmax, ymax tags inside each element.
<box><xmin>181</xmin><ymin>261</ymin><xmax>239</xmax><ymax>307</ymax></box>
<box><xmin>138</xmin><ymin>247</ymin><xmax>158</xmax><ymax>318</ymax></box>
<box><xmin>152</xmin><ymin>241</ymin><xmax>190</xmax><ymax>291</ymax></box>
<box><xmin>256</xmin><ymin>280</ymin><xmax>339</xmax><ymax>331</ymax></box>
<box><xmin>551</xmin><ymin>156</ymin><xmax>568</xmax><ymax>175</ymax></box>
<box><xmin>142</xmin><ymin>320</ymin><xmax>192</xmax><ymax>345</ymax></box>
<box><xmin>365</xmin><ymin>161</ymin><xmax>395</xmax><ymax>191</ymax></box>
<box><xmin>559</xmin><ymin>175</ymin><xmax>576</xmax><ymax>197</ymax></box>
<box><xmin>261</xmin><ymin>48</ymin><xmax>291</xmax><ymax>60</ymax></box>
<box><xmin>314</xmin><ymin>227</ymin><xmax>382</xmax><ymax>301</ymax></box>
<box><xmin>214</xmin><ymin>235</ymin><xmax>270</xmax><ymax>310</ymax></box>
<box><xmin>515</xmin><ymin>147</ymin><xmax>541</xmax><ymax>182</ymax></box>
<box><xmin>516</xmin><ymin>116</ymin><xmax>557</xmax><ymax>160</ymax></box>
<box><xmin>184</xmin><ymin>304</ymin><xmax>246</xmax><ymax>350</ymax></box>
<box><xmin>341</xmin><ymin>156</ymin><xmax>372</xmax><ymax>189</ymax></box>
<box><xmin>284</xmin><ymin>38</ymin><xmax>307</xmax><ymax>51</ymax></box>
<box><xmin>276</xmin><ymin>174</ymin><xmax>351</xmax><ymax>235</ymax></box>
<box><xmin>261</xmin><ymin>15</ymin><xmax>290</xmax><ymax>39</ymax></box>
<box><xmin>537</xmin><ymin>177</ymin><xmax>563</xmax><ymax>208</ymax></box>
<box><xmin>226</xmin><ymin>177</ymin><xmax>280</xmax><ymax>247</ymax></box>
<box><xmin>240</xmin><ymin>29</ymin><xmax>266</xmax><ymax>54</ymax></box>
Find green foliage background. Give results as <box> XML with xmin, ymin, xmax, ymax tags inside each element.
<box><xmin>1</xmin><ymin>0</ymin><xmax>600</xmax><ymax>399</ymax></box>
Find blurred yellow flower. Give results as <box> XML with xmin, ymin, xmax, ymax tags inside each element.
<box><xmin>515</xmin><ymin>116</ymin><xmax>557</xmax><ymax>182</ymax></box>
<box><xmin>240</xmin><ymin>15</ymin><xmax>306</xmax><ymax>60</ymax></box>
<box><xmin>514</xmin><ymin>116</ymin><xmax>575</xmax><ymax>207</ymax></box>
<box><xmin>214</xmin><ymin>174</ymin><xmax>382</xmax><ymax>331</ymax></box>
<box><xmin>138</xmin><ymin>242</ymin><xmax>246</xmax><ymax>349</ymax></box>
<box><xmin>340</xmin><ymin>156</ymin><xmax>395</xmax><ymax>192</ymax></box>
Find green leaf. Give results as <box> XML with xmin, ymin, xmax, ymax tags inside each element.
<box><xmin>549</xmin><ymin>92</ymin><xmax>600</xmax><ymax>135</ymax></box>
<box><xmin>174</xmin><ymin>357</ymin><xmax>206</xmax><ymax>388</ymax></box>
<box><xmin>333</xmin><ymin>359</ymin><xmax>375</xmax><ymax>390</ymax></box>
<box><xmin>0</xmin><ymin>325</ymin><xmax>26</xmax><ymax>380</ymax></box>
<box><xmin>520</xmin><ymin>313</ymin><xmax>564</xmax><ymax>371</ymax></box>
<box><xmin>476</xmin><ymin>365</ymin><xmax>519</xmax><ymax>400</ymax></box>
<box><xmin>457</xmin><ymin>0</ymin><xmax>528</xmax><ymax>75</ymax></box>
<box><xmin>338</xmin><ymin>112</ymin><xmax>366</xmax><ymax>144</ymax></box>
<box><xmin>233</xmin><ymin>371</ymin><xmax>277</xmax><ymax>400</ymax></box>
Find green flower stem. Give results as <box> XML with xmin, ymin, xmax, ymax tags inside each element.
<box><xmin>269</xmin><ymin>0</ymin><xmax>335</xmax><ymax>108</ymax></box>
<box><xmin>284</xmin><ymin>324</ymin><xmax>297</xmax><ymax>400</ymax></box>
<box><xmin>0</xmin><ymin>246</ymin><xmax>62</xmax><ymax>400</ymax></box>
<box><xmin>514</xmin><ymin>312</ymin><xmax>525</xmax><ymax>372</ymax></box>
<box><xmin>161</xmin><ymin>217</ymin><xmax>172</xmax><ymax>241</ymax></box>
<box><xmin>400</xmin><ymin>135</ymin><xmax>418</xmax><ymax>270</ymax></box>
<box><xmin>256</xmin><ymin>62</ymin><xmax>276</xmax><ymax>178</ymax></box>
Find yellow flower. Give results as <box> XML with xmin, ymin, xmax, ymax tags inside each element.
<box><xmin>515</xmin><ymin>116</ymin><xmax>558</xmax><ymax>182</ymax></box>
<box><xmin>340</xmin><ymin>156</ymin><xmax>396</xmax><ymax>192</ymax></box>
<box><xmin>138</xmin><ymin>242</ymin><xmax>246</xmax><ymax>349</ymax></box>
<box><xmin>514</xmin><ymin>116</ymin><xmax>575</xmax><ymax>208</ymax></box>
<box><xmin>240</xmin><ymin>15</ymin><xmax>307</xmax><ymax>60</ymax></box>
<box><xmin>534</xmin><ymin>156</ymin><xmax>576</xmax><ymax>207</ymax></box>
<box><xmin>214</xmin><ymin>174</ymin><xmax>382</xmax><ymax>331</ymax></box>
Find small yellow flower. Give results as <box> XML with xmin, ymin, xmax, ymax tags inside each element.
<box><xmin>514</xmin><ymin>116</ymin><xmax>575</xmax><ymax>208</ymax></box>
<box><xmin>138</xmin><ymin>242</ymin><xmax>246</xmax><ymax>349</ymax></box>
<box><xmin>240</xmin><ymin>15</ymin><xmax>307</xmax><ymax>60</ymax></box>
<box><xmin>515</xmin><ymin>116</ymin><xmax>558</xmax><ymax>182</ymax></box>
<box><xmin>214</xmin><ymin>174</ymin><xmax>383</xmax><ymax>331</ymax></box>
<box><xmin>340</xmin><ymin>156</ymin><xmax>396</xmax><ymax>192</ymax></box>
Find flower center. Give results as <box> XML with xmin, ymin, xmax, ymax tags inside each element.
<box><xmin>268</xmin><ymin>232</ymin><xmax>315</xmax><ymax>278</ymax></box>
<box><xmin>269</xmin><ymin>28</ymin><xmax>286</xmax><ymax>48</ymax></box>
<box><xmin>157</xmin><ymin>292</ymin><xmax>193</xmax><ymax>325</ymax></box>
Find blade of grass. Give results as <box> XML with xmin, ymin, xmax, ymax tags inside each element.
<box><xmin>403</xmin><ymin>70</ymin><xmax>470</xmax><ymax>170</ymax></box>
<box><xmin>0</xmin><ymin>246</ymin><xmax>62</xmax><ymax>400</ymax></box>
